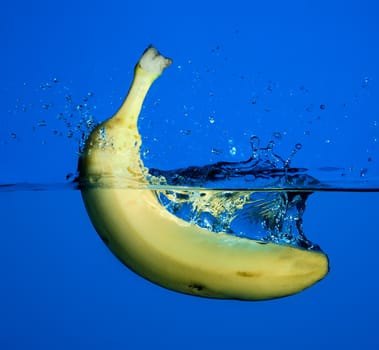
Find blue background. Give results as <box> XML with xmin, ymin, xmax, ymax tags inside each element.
<box><xmin>1</xmin><ymin>0</ymin><xmax>379</xmax><ymax>349</ymax></box>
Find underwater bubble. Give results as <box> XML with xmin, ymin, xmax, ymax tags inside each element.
<box><xmin>208</xmin><ymin>116</ymin><xmax>215</xmax><ymax>124</ymax></box>
<box><xmin>320</xmin><ymin>104</ymin><xmax>326</xmax><ymax>110</ymax></box>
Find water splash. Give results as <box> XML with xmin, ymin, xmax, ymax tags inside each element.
<box><xmin>149</xmin><ymin>138</ymin><xmax>321</xmax><ymax>251</ymax></box>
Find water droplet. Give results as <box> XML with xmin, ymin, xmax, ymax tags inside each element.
<box><xmin>40</xmin><ymin>82</ymin><xmax>52</xmax><ymax>90</ymax></box>
<box><xmin>229</xmin><ymin>146</ymin><xmax>237</xmax><ymax>156</ymax></box>
<box><xmin>37</xmin><ymin>120</ymin><xmax>47</xmax><ymax>127</ymax></box>
<box><xmin>211</xmin><ymin>148</ymin><xmax>223</xmax><ymax>155</ymax></box>
<box><xmin>142</xmin><ymin>149</ymin><xmax>150</xmax><ymax>158</ymax></box>
<box><xmin>305</xmin><ymin>105</ymin><xmax>313</xmax><ymax>112</ymax></box>
<box><xmin>250</xmin><ymin>135</ymin><xmax>260</xmax><ymax>151</ymax></box>
<box><xmin>362</xmin><ymin>77</ymin><xmax>370</xmax><ymax>88</ymax></box>
<box><xmin>180</xmin><ymin>129</ymin><xmax>191</xmax><ymax>136</ymax></box>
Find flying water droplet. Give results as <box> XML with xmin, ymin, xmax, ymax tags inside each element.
<box><xmin>250</xmin><ymin>135</ymin><xmax>260</xmax><ymax>152</ymax></box>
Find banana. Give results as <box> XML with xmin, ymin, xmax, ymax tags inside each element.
<box><xmin>79</xmin><ymin>46</ymin><xmax>329</xmax><ymax>300</ymax></box>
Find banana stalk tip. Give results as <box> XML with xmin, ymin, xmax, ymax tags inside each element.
<box><xmin>139</xmin><ymin>45</ymin><xmax>172</xmax><ymax>74</ymax></box>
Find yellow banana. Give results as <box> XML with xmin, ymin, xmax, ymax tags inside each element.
<box><xmin>79</xmin><ymin>46</ymin><xmax>329</xmax><ymax>300</ymax></box>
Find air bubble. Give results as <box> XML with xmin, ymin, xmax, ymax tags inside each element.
<box><xmin>295</xmin><ymin>143</ymin><xmax>302</xmax><ymax>150</ymax></box>
<box><xmin>208</xmin><ymin>116</ymin><xmax>215</xmax><ymax>124</ymax></box>
<box><xmin>229</xmin><ymin>146</ymin><xmax>237</xmax><ymax>156</ymax></box>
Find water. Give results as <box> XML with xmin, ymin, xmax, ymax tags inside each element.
<box><xmin>2</xmin><ymin>136</ymin><xmax>378</xmax><ymax>260</ymax></box>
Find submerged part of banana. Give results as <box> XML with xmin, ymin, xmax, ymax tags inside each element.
<box><xmin>79</xmin><ymin>46</ymin><xmax>329</xmax><ymax>300</ymax></box>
